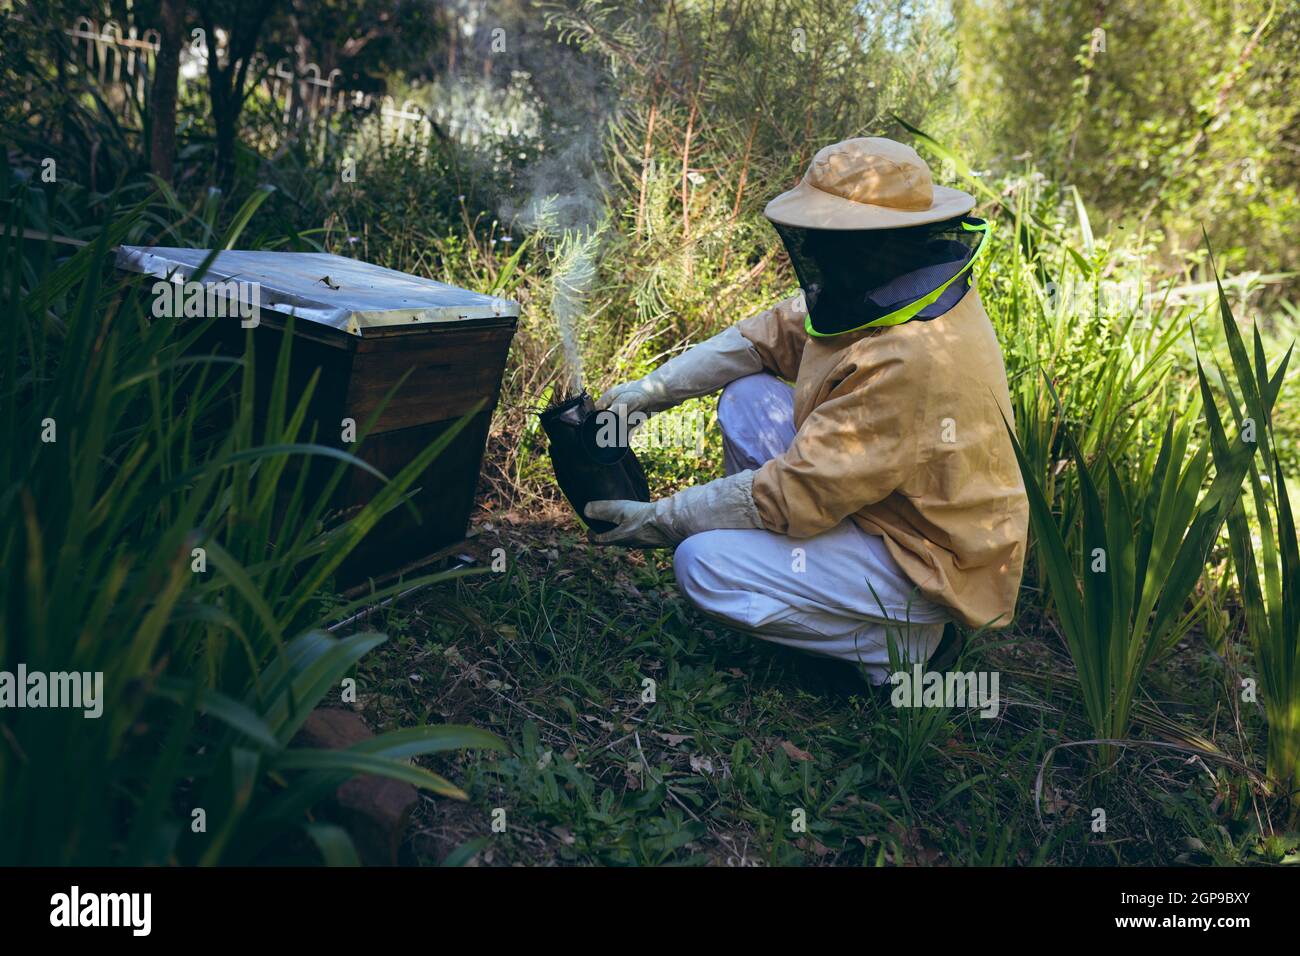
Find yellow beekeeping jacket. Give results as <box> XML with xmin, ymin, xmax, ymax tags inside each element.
<box><xmin>737</xmin><ymin>288</ymin><xmax>1028</xmax><ymax>628</ymax></box>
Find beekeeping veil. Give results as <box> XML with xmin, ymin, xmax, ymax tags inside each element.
<box><xmin>764</xmin><ymin>137</ymin><xmax>986</xmax><ymax>336</ymax></box>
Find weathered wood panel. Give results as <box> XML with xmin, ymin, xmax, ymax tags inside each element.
<box><xmin>186</xmin><ymin>310</ymin><xmax>516</xmax><ymax>584</ymax></box>
<box><xmin>336</xmin><ymin>410</ymin><xmax>496</xmax><ymax>582</ymax></box>
<box><xmin>346</xmin><ymin>321</ymin><xmax>515</xmax><ymax>434</ymax></box>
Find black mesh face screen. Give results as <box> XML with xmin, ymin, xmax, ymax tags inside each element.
<box><xmin>774</xmin><ymin>216</ymin><xmax>985</xmax><ymax>336</ymax></box>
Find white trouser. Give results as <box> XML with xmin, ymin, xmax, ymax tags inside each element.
<box><xmin>673</xmin><ymin>373</ymin><xmax>949</xmax><ymax>683</ymax></box>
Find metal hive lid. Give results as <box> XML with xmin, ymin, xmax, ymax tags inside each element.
<box><xmin>116</xmin><ymin>246</ymin><xmax>520</xmax><ymax>335</ymax></box>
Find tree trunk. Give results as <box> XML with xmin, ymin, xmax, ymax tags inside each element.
<box><xmin>149</xmin><ymin>0</ymin><xmax>186</xmax><ymax>183</ymax></box>
<box><xmin>213</xmin><ymin>92</ymin><xmax>237</xmax><ymax>190</ymax></box>
<box><xmin>202</xmin><ymin>22</ymin><xmax>239</xmax><ymax>190</ymax></box>
<box><xmin>200</xmin><ymin>0</ymin><xmax>278</xmax><ymax>191</ymax></box>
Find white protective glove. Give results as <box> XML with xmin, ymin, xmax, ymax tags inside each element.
<box><xmin>585</xmin><ymin>470</ymin><xmax>763</xmax><ymax>547</ymax></box>
<box><xmin>595</xmin><ymin>325</ymin><xmax>764</xmax><ymax>421</ymax></box>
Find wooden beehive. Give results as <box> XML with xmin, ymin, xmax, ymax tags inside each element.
<box><xmin>117</xmin><ymin>246</ymin><xmax>518</xmax><ymax>585</ymax></box>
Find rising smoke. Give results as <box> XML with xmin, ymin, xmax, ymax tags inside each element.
<box><xmin>501</xmin><ymin>129</ymin><xmax>611</xmax><ymax>402</ymax></box>
<box><xmin>483</xmin><ymin>12</ymin><xmax>616</xmax><ymax>405</ymax></box>
<box><xmin>546</xmin><ymin>223</ymin><xmax>603</xmax><ymax>398</ymax></box>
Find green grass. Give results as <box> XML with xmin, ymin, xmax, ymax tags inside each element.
<box><xmin>1204</xmin><ymin>276</ymin><xmax>1300</xmax><ymax>814</ymax></box>
<box><xmin>346</xmin><ymin>511</ymin><xmax>1293</xmax><ymax>866</ymax></box>
<box><xmin>1003</xmin><ymin>254</ymin><xmax>1279</xmax><ymax>774</ymax></box>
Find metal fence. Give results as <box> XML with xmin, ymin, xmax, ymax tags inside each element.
<box><xmin>65</xmin><ymin>17</ymin><xmax>161</xmax><ymax>124</ymax></box>
<box><xmin>63</xmin><ymin>18</ymin><xmax>436</xmax><ymax>152</ymax></box>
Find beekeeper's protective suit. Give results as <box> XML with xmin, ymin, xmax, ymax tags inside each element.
<box><xmin>587</xmin><ymin>137</ymin><xmax>1028</xmax><ymax>682</ymax></box>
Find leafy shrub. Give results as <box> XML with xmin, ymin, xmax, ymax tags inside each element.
<box><xmin>0</xmin><ymin>182</ymin><xmax>502</xmax><ymax>864</ymax></box>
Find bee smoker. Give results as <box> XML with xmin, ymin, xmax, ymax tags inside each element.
<box><xmin>540</xmin><ymin>392</ymin><xmax>650</xmax><ymax>534</ymax></box>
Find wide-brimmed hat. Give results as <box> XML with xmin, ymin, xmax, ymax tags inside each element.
<box><xmin>764</xmin><ymin>137</ymin><xmax>975</xmax><ymax>230</ymax></box>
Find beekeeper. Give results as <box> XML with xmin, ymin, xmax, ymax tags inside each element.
<box><xmin>586</xmin><ymin>137</ymin><xmax>1028</xmax><ymax>683</ymax></box>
